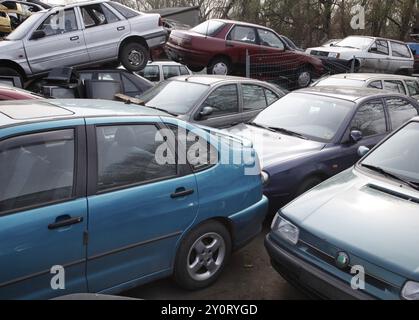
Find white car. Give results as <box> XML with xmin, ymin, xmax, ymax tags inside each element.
<box><xmin>0</xmin><ymin>0</ymin><xmax>167</xmax><ymax>81</ymax></box>
<box><xmin>312</xmin><ymin>73</ymin><xmax>419</xmax><ymax>101</ymax></box>
<box><xmin>307</xmin><ymin>36</ymin><xmax>414</xmax><ymax>75</ymax></box>
<box><xmin>137</xmin><ymin>61</ymin><xmax>193</xmax><ymax>82</ymax></box>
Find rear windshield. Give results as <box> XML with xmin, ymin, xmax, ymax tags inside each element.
<box><xmin>191</xmin><ymin>20</ymin><xmax>226</xmax><ymax>36</ymax></box>
<box><xmin>138</xmin><ymin>80</ymin><xmax>209</xmax><ymax>115</ymax></box>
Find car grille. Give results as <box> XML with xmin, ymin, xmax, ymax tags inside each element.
<box><xmin>310</xmin><ymin>50</ymin><xmax>329</xmax><ymax>57</ymax></box>
<box><xmin>297</xmin><ymin>234</ymin><xmax>400</xmax><ymax>294</ymax></box>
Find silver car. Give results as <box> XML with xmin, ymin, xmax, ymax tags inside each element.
<box><xmin>307</xmin><ymin>36</ymin><xmax>414</xmax><ymax>75</ymax></box>
<box><xmin>312</xmin><ymin>73</ymin><xmax>419</xmax><ymax>101</ymax></box>
<box><xmin>0</xmin><ymin>0</ymin><xmax>166</xmax><ymax>81</ymax></box>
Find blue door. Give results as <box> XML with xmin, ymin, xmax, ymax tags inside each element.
<box><xmin>85</xmin><ymin>118</ymin><xmax>199</xmax><ymax>293</ymax></box>
<box><xmin>0</xmin><ymin>123</ymin><xmax>88</xmax><ymax>299</ymax></box>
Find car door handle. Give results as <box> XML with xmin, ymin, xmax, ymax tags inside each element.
<box><xmin>48</xmin><ymin>216</ymin><xmax>84</xmax><ymax>230</ymax></box>
<box><xmin>171</xmin><ymin>188</ymin><xmax>195</xmax><ymax>199</ymax></box>
<box><xmin>70</xmin><ymin>36</ymin><xmax>79</xmax><ymax>41</ymax></box>
<box><xmin>117</xmin><ymin>26</ymin><xmax>125</xmax><ymax>31</ymax></box>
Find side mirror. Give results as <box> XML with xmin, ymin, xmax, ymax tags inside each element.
<box><xmin>369</xmin><ymin>47</ymin><xmax>378</xmax><ymax>53</ymax></box>
<box><xmin>199</xmin><ymin>106</ymin><xmax>214</xmax><ymax>118</ymax></box>
<box><xmin>358</xmin><ymin>146</ymin><xmax>370</xmax><ymax>157</ymax></box>
<box><xmin>30</xmin><ymin>30</ymin><xmax>46</xmax><ymax>40</ymax></box>
<box><xmin>350</xmin><ymin>130</ymin><xmax>363</xmax><ymax>143</ymax></box>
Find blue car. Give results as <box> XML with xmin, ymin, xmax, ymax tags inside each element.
<box><xmin>225</xmin><ymin>86</ymin><xmax>419</xmax><ymax>211</ymax></box>
<box><xmin>0</xmin><ymin>99</ymin><xmax>268</xmax><ymax>299</ymax></box>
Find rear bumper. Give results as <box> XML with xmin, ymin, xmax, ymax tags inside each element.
<box><xmin>229</xmin><ymin>195</ymin><xmax>269</xmax><ymax>250</ymax></box>
<box><xmin>265</xmin><ymin>234</ymin><xmax>375</xmax><ymax>300</ymax></box>
<box><xmin>165</xmin><ymin>43</ymin><xmax>209</xmax><ymax>67</ymax></box>
<box><xmin>145</xmin><ymin>30</ymin><xmax>168</xmax><ymax>49</ymax></box>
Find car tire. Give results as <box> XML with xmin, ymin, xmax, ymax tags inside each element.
<box><xmin>296</xmin><ymin>176</ymin><xmax>323</xmax><ymax>197</ymax></box>
<box><xmin>207</xmin><ymin>57</ymin><xmax>231</xmax><ymax>75</ymax></box>
<box><xmin>295</xmin><ymin>66</ymin><xmax>313</xmax><ymax>88</ymax></box>
<box><xmin>188</xmin><ymin>65</ymin><xmax>205</xmax><ymax>73</ymax></box>
<box><xmin>120</xmin><ymin>42</ymin><xmax>149</xmax><ymax>72</ymax></box>
<box><xmin>173</xmin><ymin>220</ymin><xmax>232</xmax><ymax>290</ymax></box>
<box><xmin>0</xmin><ymin>67</ymin><xmax>23</xmax><ymax>85</ymax></box>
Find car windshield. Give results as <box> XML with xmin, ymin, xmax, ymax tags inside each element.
<box><xmin>252</xmin><ymin>93</ymin><xmax>354</xmax><ymax>142</ymax></box>
<box><xmin>334</xmin><ymin>36</ymin><xmax>374</xmax><ymax>50</ymax></box>
<box><xmin>314</xmin><ymin>78</ymin><xmax>366</xmax><ymax>87</ymax></box>
<box><xmin>361</xmin><ymin>122</ymin><xmax>419</xmax><ymax>183</ymax></box>
<box><xmin>5</xmin><ymin>11</ymin><xmax>43</xmax><ymax>40</ymax></box>
<box><xmin>191</xmin><ymin>20</ymin><xmax>226</xmax><ymax>36</ymax></box>
<box><xmin>137</xmin><ymin>80</ymin><xmax>209</xmax><ymax>115</ymax></box>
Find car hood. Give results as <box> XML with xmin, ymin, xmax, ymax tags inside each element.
<box><xmin>283</xmin><ymin>168</ymin><xmax>419</xmax><ymax>280</ymax></box>
<box><xmin>223</xmin><ymin>123</ymin><xmax>326</xmax><ymax>168</ymax></box>
<box><xmin>0</xmin><ymin>39</ymin><xmax>23</xmax><ymax>52</ymax></box>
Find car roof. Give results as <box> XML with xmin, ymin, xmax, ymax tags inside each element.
<box><xmin>322</xmin><ymin>73</ymin><xmax>418</xmax><ymax>81</ymax></box>
<box><xmin>295</xmin><ymin>86</ymin><xmax>403</xmax><ymax>102</ymax></box>
<box><xmin>170</xmin><ymin>75</ymin><xmax>268</xmax><ymax>85</ymax></box>
<box><xmin>0</xmin><ymin>99</ymin><xmax>167</xmax><ymax>128</ymax></box>
<box><xmin>341</xmin><ymin>35</ymin><xmax>407</xmax><ymax>44</ymax></box>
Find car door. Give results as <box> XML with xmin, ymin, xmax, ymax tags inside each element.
<box><xmin>193</xmin><ymin>84</ymin><xmax>240</xmax><ymax>128</ymax></box>
<box><xmin>24</xmin><ymin>8</ymin><xmax>88</xmax><ymax>74</ymax></box>
<box><xmin>383</xmin><ymin>80</ymin><xmax>407</xmax><ymax>95</ymax></box>
<box><xmin>337</xmin><ymin>99</ymin><xmax>389</xmax><ymax>170</ymax></box>
<box><xmin>256</xmin><ymin>28</ymin><xmax>290</xmax><ymax>79</ymax></box>
<box><xmin>389</xmin><ymin>41</ymin><xmax>413</xmax><ymax>73</ymax></box>
<box><xmin>85</xmin><ymin>118</ymin><xmax>198</xmax><ymax>292</ymax></box>
<box><xmin>366</xmin><ymin>40</ymin><xmax>390</xmax><ymax>72</ymax></box>
<box><xmin>79</xmin><ymin>2</ymin><xmax>129</xmax><ymax>62</ymax></box>
<box><xmin>241</xmin><ymin>83</ymin><xmax>280</xmax><ymax>123</ymax></box>
<box><xmin>225</xmin><ymin>25</ymin><xmax>259</xmax><ymax>70</ymax></box>
<box><xmin>0</xmin><ymin>122</ymin><xmax>87</xmax><ymax>299</ymax></box>
<box><xmin>385</xmin><ymin>97</ymin><xmax>419</xmax><ymax>131</ymax></box>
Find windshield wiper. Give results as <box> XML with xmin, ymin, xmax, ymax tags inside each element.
<box><xmin>268</xmin><ymin>127</ymin><xmax>308</xmax><ymax>140</ymax></box>
<box><xmin>361</xmin><ymin>164</ymin><xmax>419</xmax><ymax>191</ymax></box>
<box><xmin>247</xmin><ymin>122</ymin><xmax>278</xmax><ymax>133</ymax></box>
<box><xmin>145</xmin><ymin>105</ymin><xmax>178</xmax><ymax>117</ymax></box>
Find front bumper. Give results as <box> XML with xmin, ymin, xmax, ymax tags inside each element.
<box><xmin>265</xmin><ymin>234</ymin><xmax>375</xmax><ymax>300</ymax></box>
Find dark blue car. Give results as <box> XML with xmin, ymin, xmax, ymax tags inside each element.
<box><xmin>225</xmin><ymin>86</ymin><xmax>419</xmax><ymax>211</ymax></box>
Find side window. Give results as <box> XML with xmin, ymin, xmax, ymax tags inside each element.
<box><xmin>36</xmin><ymin>9</ymin><xmax>78</xmax><ymax>37</ymax></box>
<box><xmin>370</xmin><ymin>40</ymin><xmax>389</xmax><ymax>55</ymax></box>
<box><xmin>202</xmin><ymin>85</ymin><xmax>239</xmax><ymax>117</ymax></box>
<box><xmin>96</xmin><ymin>125</ymin><xmax>177</xmax><ymax>192</ymax></box>
<box><xmin>405</xmin><ymin>80</ymin><xmax>419</xmax><ymax>96</ymax></box>
<box><xmin>97</xmin><ymin>72</ymin><xmax>122</xmax><ymax>83</ymax></box>
<box><xmin>242</xmin><ymin>84</ymin><xmax>267</xmax><ymax>111</ymax></box>
<box><xmin>368</xmin><ymin>80</ymin><xmax>383</xmax><ymax>89</ymax></box>
<box><xmin>386</xmin><ymin>98</ymin><xmax>418</xmax><ymax>129</ymax></box>
<box><xmin>228</xmin><ymin>26</ymin><xmax>257</xmax><ymax>45</ymax></box>
<box><xmin>122</xmin><ymin>75</ymin><xmax>139</xmax><ymax>94</ymax></box>
<box><xmin>257</xmin><ymin>29</ymin><xmax>284</xmax><ymax>49</ymax></box>
<box><xmin>265</xmin><ymin>88</ymin><xmax>279</xmax><ymax>105</ymax></box>
<box><xmin>139</xmin><ymin>65</ymin><xmax>160</xmax><ymax>82</ymax></box>
<box><xmin>81</xmin><ymin>4</ymin><xmax>119</xmax><ymax>28</ymax></box>
<box><xmin>384</xmin><ymin>80</ymin><xmax>406</xmax><ymax>94</ymax></box>
<box><xmin>163</xmin><ymin>66</ymin><xmax>181</xmax><ymax>80</ymax></box>
<box><xmin>350</xmin><ymin>100</ymin><xmax>387</xmax><ymax>137</ymax></box>
<box><xmin>390</xmin><ymin>42</ymin><xmax>412</xmax><ymax>58</ymax></box>
<box><xmin>179</xmin><ymin>66</ymin><xmax>190</xmax><ymax>75</ymax></box>
<box><xmin>167</xmin><ymin>125</ymin><xmax>218</xmax><ymax>172</ymax></box>
<box><xmin>0</xmin><ymin>130</ymin><xmax>75</xmax><ymax>214</ymax></box>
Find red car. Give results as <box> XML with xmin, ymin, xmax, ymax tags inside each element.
<box><xmin>165</xmin><ymin>19</ymin><xmax>324</xmax><ymax>87</ymax></box>
<box><xmin>0</xmin><ymin>85</ymin><xmax>43</xmax><ymax>100</ymax></box>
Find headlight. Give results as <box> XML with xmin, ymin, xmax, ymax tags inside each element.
<box><xmin>328</xmin><ymin>52</ymin><xmax>340</xmax><ymax>59</ymax></box>
<box><xmin>271</xmin><ymin>215</ymin><xmax>300</xmax><ymax>245</ymax></box>
<box><xmin>261</xmin><ymin>171</ymin><xmax>270</xmax><ymax>186</ymax></box>
<box><xmin>402</xmin><ymin>281</ymin><xmax>419</xmax><ymax>300</ymax></box>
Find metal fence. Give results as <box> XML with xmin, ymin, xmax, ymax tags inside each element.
<box><xmin>244</xmin><ymin>50</ymin><xmax>414</xmax><ymax>90</ymax></box>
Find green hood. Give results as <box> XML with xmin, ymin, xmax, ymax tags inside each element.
<box><xmin>283</xmin><ymin>168</ymin><xmax>419</xmax><ymax>280</ymax></box>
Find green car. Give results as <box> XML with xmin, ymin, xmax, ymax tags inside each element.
<box><xmin>266</xmin><ymin>117</ymin><xmax>419</xmax><ymax>300</ymax></box>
